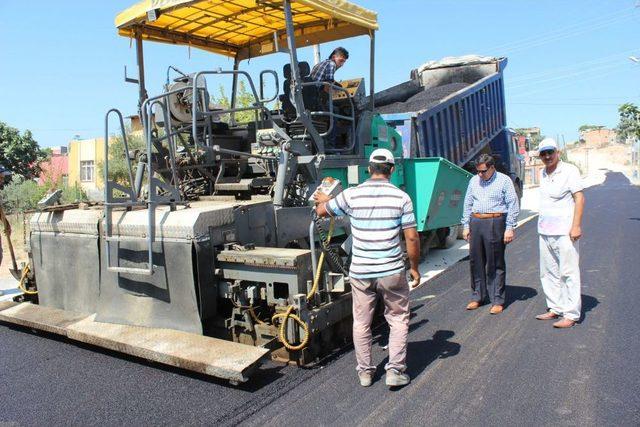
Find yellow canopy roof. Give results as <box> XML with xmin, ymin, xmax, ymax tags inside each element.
<box><xmin>115</xmin><ymin>0</ymin><xmax>378</xmax><ymax>60</ymax></box>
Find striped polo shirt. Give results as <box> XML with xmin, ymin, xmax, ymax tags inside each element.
<box><xmin>325</xmin><ymin>178</ymin><xmax>417</xmax><ymax>279</ymax></box>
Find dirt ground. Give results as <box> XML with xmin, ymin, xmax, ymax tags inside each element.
<box><xmin>566</xmin><ymin>143</ymin><xmax>635</xmax><ymax>177</ymax></box>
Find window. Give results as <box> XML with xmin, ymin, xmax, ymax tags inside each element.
<box><xmin>80</xmin><ymin>160</ymin><xmax>94</xmax><ymax>182</ymax></box>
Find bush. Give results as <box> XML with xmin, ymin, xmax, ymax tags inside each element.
<box><xmin>0</xmin><ymin>175</ymin><xmax>88</xmax><ymax>214</ymax></box>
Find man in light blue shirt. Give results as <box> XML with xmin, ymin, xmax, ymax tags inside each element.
<box><xmin>461</xmin><ymin>154</ymin><xmax>519</xmax><ymax>314</ymax></box>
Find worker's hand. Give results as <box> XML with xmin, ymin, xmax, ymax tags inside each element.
<box><xmin>408</xmin><ymin>268</ymin><xmax>421</xmax><ymax>288</ymax></box>
<box><xmin>462</xmin><ymin>228</ymin><xmax>470</xmax><ymax>242</ymax></box>
<box><xmin>313</xmin><ymin>191</ymin><xmax>332</xmax><ymax>204</ymax></box>
<box><xmin>569</xmin><ymin>225</ymin><xmax>582</xmax><ymax>242</ymax></box>
<box><xmin>503</xmin><ymin>228</ymin><xmax>515</xmax><ymax>244</ymax></box>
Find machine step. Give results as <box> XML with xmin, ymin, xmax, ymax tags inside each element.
<box><xmin>0</xmin><ymin>303</ymin><xmax>269</xmax><ymax>383</ymax></box>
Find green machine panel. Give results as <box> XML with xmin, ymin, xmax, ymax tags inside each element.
<box><xmin>404</xmin><ymin>158</ymin><xmax>472</xmax><ymax>232</ymax></box>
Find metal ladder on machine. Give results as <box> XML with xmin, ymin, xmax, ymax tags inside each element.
<box><xmin>103</xmin><ymin>95</ymin><xmax>182</xmax><ymax>276</ymax></box>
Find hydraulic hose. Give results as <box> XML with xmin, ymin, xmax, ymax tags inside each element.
<box><xmin>272</xmin><ymin>217</ymin><xmax>335</xmax><ymax>351</ymax></box>
<box><xmin>18</xmin><ymin>264</ymin><xmax>37</xmax><ymax>295</ymax></box>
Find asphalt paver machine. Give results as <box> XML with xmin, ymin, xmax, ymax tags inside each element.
<box><xmin>0</xmin><ymin>0</ymin><xmax>471</xmax><ymax>383</ymax></box>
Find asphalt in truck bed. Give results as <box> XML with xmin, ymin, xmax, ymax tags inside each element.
<box><xmin>0</xmin><ymin>172</ymin><xmax>639</xmax><ymax>426</ymax></box>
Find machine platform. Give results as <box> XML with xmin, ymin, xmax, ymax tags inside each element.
<box><xmin>0</xmin><ymin>302</ymin><xmax>269</xmax><ymax>383</ymax></box>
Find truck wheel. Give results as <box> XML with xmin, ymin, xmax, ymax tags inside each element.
<box><xmin>437</xmin><ymin>226</ymin><xmax>458</xmax><ymax>249</ymax></box>
<box><xmin>419</xmin><ymin>232</ymin><xmax>431</xmax><ymax>262</ymax></box>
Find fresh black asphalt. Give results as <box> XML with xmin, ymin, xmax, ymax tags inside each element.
<box><xmin>1</xmin><ymin>171</ymin><xmax>638</xmax><ymax>426</ymax></box>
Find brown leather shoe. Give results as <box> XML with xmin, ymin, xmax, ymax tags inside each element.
<box><xmin>536</xmin><ymin>311</ymin><xmax>559</xmax><ymax>320</ymax></box>
<box><xmin>466</xmin><ymin>301</ymin><xmax>481</xmax><ymax>310</ymax></box>
<box><xmin>489</xmin><ymin>305</ymin><xmax>503</xmax><ymax>315</ymax></box>
<box><xmin>553</xmin><ymin>318</ymin><xmax>576</xmax><ymax>328</ymax></box>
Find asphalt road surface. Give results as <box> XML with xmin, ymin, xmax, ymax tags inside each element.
<box><xmin>1</xmin><ymin>172</ymin><xmax>639</xmax><ymax>426</ymax></box>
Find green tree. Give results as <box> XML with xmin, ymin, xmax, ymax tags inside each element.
<box><xmin>97</xmin><ymin>131</ymin><xmax>146</xmax><ymax>184</ymax></box>
<box><xmin>616</xmin><ymin>103</ymin><xmax>640</xmax><ymax>142</ymax></box>
<box><xmin>0</xmin><ymin>121</ymin><xmax>47</xmax><ymax>178</ymax></box>
<box><xmin>210</xmin><ymin>81</ymin><xmax>258</xmax><ymax>123</ymax></box>
<box><xmin>515</xmin><ymin>128</ymin><xmax>545</xmax><ymax>150</ymax></box>
<box><xmin>578</xmin><ymin>124</ymin><xmax>605</xmax><ymax>133</ymax></box>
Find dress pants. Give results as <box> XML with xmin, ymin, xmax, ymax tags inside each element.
<box><xmin>469</xmin><ymin>215</ymin><xmax>507</xmax><ymax>305</ymax></box>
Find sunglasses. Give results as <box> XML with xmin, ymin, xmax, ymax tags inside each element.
<box><xmin>539</xmin><ymin>149</ymin><xmax>556</xmax><ymax>156</ymax></box>
<box><xmin>476</xmin><ymin>168</ymin><xmax>490</xmax><ymax>174</ymax></box>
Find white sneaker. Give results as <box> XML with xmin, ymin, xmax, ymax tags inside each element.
<box><xmin>358</xmin><ymin>371</ymin><xmax>373</xmax><ymax>387</ymax></box>
<box><xmin>385</xmin><ymin>369</ymin><xmax>410</xmax><ymax>387</ymax></box>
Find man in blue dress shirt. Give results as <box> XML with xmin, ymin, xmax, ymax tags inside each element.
<box><xmin>461</xmin><ymin>154</ymin><xmax>520</xmax><ymax>314</ymax></box>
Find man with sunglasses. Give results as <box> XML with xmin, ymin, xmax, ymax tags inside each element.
<box><xmin>535</xmin><ymin>138</ymin><xmax>584</xmax><ymax>328</ymax></box>
<box><xmin>461</xmin><ymin>154</ymin><xmax>520</xmax><ymax>314</ymax></box>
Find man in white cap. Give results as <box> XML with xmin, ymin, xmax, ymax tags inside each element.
<box><xmin>314</xmin><ymin>148</ymin><xmax>421</xmax><ymax>388</ymax></box>
<box><xmin>535</xmin><ymin>138</ymin><xmax>585</xmax><ymax>328</ymax></box>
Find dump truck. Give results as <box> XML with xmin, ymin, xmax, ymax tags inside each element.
<box><xmin>377</xmin><ymin>55</ymin><xmax>525</xmax><ymax>249</ymax></box>
<box><xmin>2</xmin><ymin>0</ymin><xmax>481</xmax><ymax>384</ymax></box>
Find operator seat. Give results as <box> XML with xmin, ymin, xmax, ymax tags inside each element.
<box><xmin>280</xmin><ymin>62</ymin><xmax>321</xmax><ymax>119</ymax></box>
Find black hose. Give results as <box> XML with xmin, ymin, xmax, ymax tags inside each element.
<box><xmin>313</xmin><ymin>212</ymin><xmax>349</xmax><ymax>276</ymax></box>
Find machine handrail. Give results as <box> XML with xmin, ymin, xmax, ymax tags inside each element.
<box><xmin>191</xmin><ymin>70</ymin><xmax>272</xmax><ymax>147</ymax></box>
<box><xmin>299</xmin><ymin>81</ymin><xmax>356</xmax><ymax>153</ymax></box>
<box><xmin>103</xmin><ymin>108</ymin><xmax>154</xmax><ymax>276</ymax></box>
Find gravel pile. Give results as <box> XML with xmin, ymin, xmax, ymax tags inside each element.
<box><xmin>375</xmin><ymin>82</ymin><xmax>469</xmax><ymax>114</ymax></box>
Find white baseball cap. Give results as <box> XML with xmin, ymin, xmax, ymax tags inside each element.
<box><xmin>538</xmin><ymin>138</ymin><xmax>558</xmax><ymax>152</ymax></box>
<box><xmin>369</xmin><ymin>148</ymin><xmax>395</xmax><ymax>165</ymax></box>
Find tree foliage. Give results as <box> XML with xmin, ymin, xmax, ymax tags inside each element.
<box><xmin>616</xmin><ymin>103</ymin><xmax>640</xmax><ymax>142</ymax></box>
<box><xmin>0</xmin><ymin>175</ymin><xmax>87</xmax><ymax>213</ymax></box>
<box><xmin>97</xmin><ymin>131</ymin><xmax>146</xmax><ymax>184</ymax></box>
<box><xmin>0</xmin><ymin>121</ymin><xmax>47</xmax><ymax>178</ymax></box>
<box><xmin>578</xmin><ymin>124</ymin><xmax>605</xmax><ymax>133</ymax></box>
<box><xmin>210</xmin><ymin>81</ymin><xmax>258</xmax><ymax>123</ymax></box>
<box><xmin>515</xmin><ymin>128</ymin><xmax>545</xmax><ymax>150</ymax></box>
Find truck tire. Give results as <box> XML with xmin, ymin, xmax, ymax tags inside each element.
<box><xmin>437</xmin><ymin>226</ymin><xmax>459</xmax><ymax>249</ymax></box>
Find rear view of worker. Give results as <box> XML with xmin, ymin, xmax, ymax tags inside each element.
<box><xmin>314</xmin><ymin>148</ymin><xmax>421</xmax><ymax>388</ymax></box>
<box><xmin>461</xmin><ymin>154</ymin><xmax>520</xmax><ymax>314</ymax></box>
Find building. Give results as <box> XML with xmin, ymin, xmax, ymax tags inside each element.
<box><xmin>68</xmin><ymin>138</ymin><xmax>106</xmax><ymax>200</ymax></box>
<box><xmin>579</xmin><ymin>128</ymin><xmax>617</xmax><ymax>147</ymax></box>
<box><xmin>39</xmin><ymin>146</ymin><xmax>69</xmax><ymax>187</ymax></box>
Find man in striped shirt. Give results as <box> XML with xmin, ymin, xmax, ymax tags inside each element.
<box><xmin>461</xmin><ymin>153</ymin><xmax>520</xmax><ymax>314</ymax></box>
<box><xmin>314</xmin><ymin>148</ymin><xmax>420</xmax><ymax>388</ymax></box>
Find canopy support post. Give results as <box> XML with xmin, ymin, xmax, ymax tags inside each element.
<box><xmin>282</xmin><ymin>0</ymin><xmax>324</xmax><ymax>153</ymax></box>
<box><xmin>369</xmin><ymin>31</ymin><xmax>375</xmax><ymax>111</ymax></box>
<box><xmin>135</xmin><ymin>29</ymin><xmax>148</xmax><ymax>112</ymax></box>
<box><xmin>230</xmin><ymin>56</ymin><xmax>240</xmax><ymax>126</ymax></box>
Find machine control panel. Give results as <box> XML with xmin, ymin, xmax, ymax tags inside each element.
<box><xmin>331</xmin><ymin>78</ymin><xmax>365</xmax><ymax>101</ymax></box>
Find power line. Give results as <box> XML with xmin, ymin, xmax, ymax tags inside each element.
<box><xmin>487</xmin><ymin>8</ymin><xmax>636</xmax><ymax>54</ymax></box>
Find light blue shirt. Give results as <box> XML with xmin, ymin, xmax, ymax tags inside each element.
<box><xmin>326</xmin><ymin>178</ymin><xmax>416</xmax><ymax>279</ymax></box>
<box><xmin>461</xmin><ymin>171</ymin><xmax>520</xmax><ymax>230</ymax></box>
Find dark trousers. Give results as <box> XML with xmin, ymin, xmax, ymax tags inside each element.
<box><xmin>469</xmin><ymin>215</ymin><xmax>507</xmax><ymax>305</ymax></box>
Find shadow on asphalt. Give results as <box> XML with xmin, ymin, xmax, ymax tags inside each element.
<box><xmin>372</xmin><ymin>330</ymin><xmax>461</xmax><ymax>386</ymax></box>
<box><xmin>503</xmin><ymin>285</ymin><xmax>538</xmax><ymax>309</ymax></box>
<box><xmin>579</xmin><ymin>294</ymin><xmax>599</xmax><ymax>323</ymax></box>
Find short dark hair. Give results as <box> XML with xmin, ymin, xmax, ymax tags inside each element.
<box><xmin>330</xmin><ymin>47</ymin><xmax>349</xmax><ymax>60</ymax></box>
<box><xmin>369</xmin><ymin>162</ymin><xmax>393</xmax><ymax>177</ymax></box>
<box><xmin>476</xmin><ymin>154</ymin><xmax>495</xmax><ymax>168</ymax></box>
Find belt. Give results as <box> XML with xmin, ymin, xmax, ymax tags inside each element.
<box><xmin>472</xmin><ymin>212</ymin><xmax>505</xmax><ymax>219</ymax></box>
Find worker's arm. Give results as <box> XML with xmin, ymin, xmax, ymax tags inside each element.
<box><xmin>0</xmin><ymin>205</ymin><xmax>10</xmax><ymax>236</ymax></box>
<box><xmin>313</xmin><ymin>191</ymin><xmax>332</xmax><ymax>217</ymax></box>
<box><xmin>570</xmin><ymin>191</ymin><xmax>585</xmax><ymax>241</ymax></box>
<box><xmin>503</xmin><ymin>178</ymin><xmax>520</xmax><ymax>244</ymax></box>
<box><xmin>403</xmin><ymin>227</ymin><xmax>421</xmax><ymax>287</ymax></box>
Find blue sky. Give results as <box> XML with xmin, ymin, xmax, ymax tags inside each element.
<box><xmin>1</xmin><ymin>0</ymin><xmax>638</xmax><ymax>148</ymax></box>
